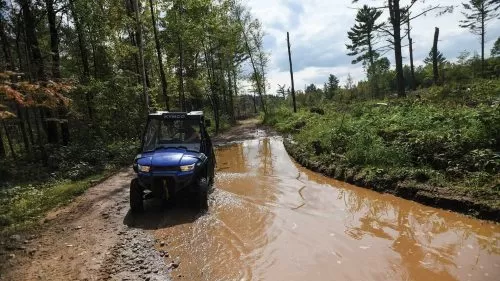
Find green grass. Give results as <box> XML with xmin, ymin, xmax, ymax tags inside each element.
<box><xmin>265</xmin><ymin>79</ymin><xmax>500</xmax><ymax>208</ymax></box>
<box><xmin>0</xmin><ymin>170</ymin><xmax>114</xmax><ymax>235</ymax></box>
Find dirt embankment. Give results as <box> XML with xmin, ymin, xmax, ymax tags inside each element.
<box><xmin>283</xmin><ymin>138</ymin><xmax>500</xmax><ymax>222</ymax></box>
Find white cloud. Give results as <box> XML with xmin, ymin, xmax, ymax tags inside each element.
<box><xmin>245</xmin><ymin>0</ymin><xmax>500</xmax><ymax>94</ymax></box>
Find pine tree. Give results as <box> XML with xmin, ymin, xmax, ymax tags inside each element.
<box><xmin>346</xmin><ymin>5</ymin><xmax>383</xmax><ymax>68</ymax></box>
<box><xmin>459</xmin><ymin>0</ymin><xmax>500</xmax><ymax>74</ymax></box>
<box><xmin>423</xmin><ymin>49</ymin><xmax>447</xmax><ymax>65</ymax></box>
<box><xmin>325</xmin><ymin>74</ymin><xmax>339</xmax><ymax>99</ymax></box>
<box><xmin>490</xmin><ymin>37</ymin><xmax>500</xmax><ymax>57</ymax></box>
<box><xmin>347</xmin><ymin>5</ymin><xmax>382</xmax><ymax>96</ymax></box>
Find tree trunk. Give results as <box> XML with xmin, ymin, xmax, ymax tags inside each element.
<box><xmin>16</xmin><ymin>104</ymin><xmax>30</xmax><ymax>153</ymax></box>
<box><xmin>481</xmin><ymin>8</ymin><xmax>485</xmax><ymax>76</ymax></box>
<box><xmin>389</xmin><ymin>0</ymin><xmax>405</xmax><ymax>97</ymax></box>
<box><xmin>0</xmin><ymin>123</ymin><xmax>6</xmax><ymax>158</ymax></box>
<box><xmin>69</xmin><ymin>0</ymin><xmax>93</xmax><ymax>120</ymax></box>
<box><xmin>61</xmin><ymin>120</ymin><xmax>69</xmax><ymax>145</ymax></box>
<box><xmin>178</xmin><ymin>34</ymin><xmax>185</xmax><ymax>111</ymax></box>
<box><xmin>45</xmin><ymin>0</ymin><xmax>61</xmax><ymax>79</ymax></box>
<box><xmin>19</xmin><ymin>0</ymin><xmax>45</xmax><ymax>81</ymax></box>
<box><xmin>149</xmin><ymin>0</ymin><xmax>169</xmax><ymax>110</ymax></box>
<box><xmin>25</xmin><ymin>107</ymin><xmax>34</xmax><ymax>145</ymax></box>
<box><xmin>14</xmin><ymin>14</ymin><xmax>25</xmax><ymax>73</ymax></box>
<box><xmin>20</xmin><ymin>13</ymin><xmax>33</xmax><ymax>81</ymax></box>
<box><xmin>227</xmin><ymin>65</ymin><xmax>235</xmax><ymax>123</ymax></box>
<box><xmin>127</xmin><ymin>28</ymin><xmax>141</xmax><ymax>85</ymax></box>
<box><xmin>432</xmin><ymin>27</ymin><xmax>440</xmax><ymax>84</ymax></box>
<box><xmin>0</xmin><ymin>17</ymin><xmax>14</xmax><ymax>70</ymax></box>
<box><xmin>232</xmin><ymin>68</ymin><xmax>239</xmax><ymax>119</ymax></box>
<box><xmin>91</xmin><ymin>40</ymin><xmax>98</xmax><ymax>78</ymax></box>
<box><xmin>45</xmin><ymin>110</ymin><xmax>59</xmax><ymax>144</ymax></box>
<box><xmin>14</xmin><ymin>15</ymin><xmax>24</xmax><ymax>72</ymax></box>
<box><xmin>34</xmin><ymin>108</ymin><xmax>47</xmax><ymax>164</ymax></box>
<box><xmin>242</xmin><ymin>26</ymin><xmax>265</xmax><ymax>114</ymax></box>
<box><xmin>205</xmin><ymin>46</ymin><xmax>220</xmax><ymax>134</ymax></box>
<box><xmin>145</xmin><ymin>60</ymin><xmax>151</xmax><ymax>88</ymax></box>
<box><xmin>132</xmin><ymin>0</ymin><xmax>149</xmax><ymax>111</ymax></box>
<box><xmin>367</xmin><ymin>34</ymin><xmax>379</xmax><ymax>97</ymax></box>
<box><xmin>408</xmin><ymin>20</ymin><xmax>416</xmax><ymax>90</ymax></box>
<box><xmin>252</xmin><ymin>93</ymin><xmax>257</xmax><ymax>114</ymax></box>
<box><xmin>287</xmin><ymin>32</ymin><xmax>297</xmax><ymax>112</ymax></box>
<box><xmin>2</xmin><ymin>120</ymin><xmax>16</xmax><ymax>158</ymax></box>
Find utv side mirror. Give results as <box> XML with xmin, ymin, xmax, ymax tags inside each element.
<box><xmin>205</xmin><ymin>119</ymin><xmax>211</xmax><ymax>128</ymax></box>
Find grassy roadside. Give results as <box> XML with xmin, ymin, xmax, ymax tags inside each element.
<box><xmin>0</xmin><ymin>139</ymin><xmax>139</xmax><ymax>236</ymax></box>
<box><xmin>0</xmin><ymin>168</ymin><xmax>121</xmax><ymax>236</ymax></box>
<box><xmin>265</xmin><ymin>79</ymin><xmax>500</xmax><ymax>221</ymax></box>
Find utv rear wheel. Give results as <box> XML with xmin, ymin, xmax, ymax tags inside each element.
<box><xmin>130</xmin><ymin>179</ymin><xmax>144</xmax><ymax>212</ymax></box>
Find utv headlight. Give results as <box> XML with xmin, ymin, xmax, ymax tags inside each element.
<box><xmin>138</xmin><ymin>164</ymin><xmax>151</xmax><ymax>173</ymax></box>
<box><xmin>180</xmin><ymin>164</ymin><xmax>195</xmax><ymax>172</ymax></box>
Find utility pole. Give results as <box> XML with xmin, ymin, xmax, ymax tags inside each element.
<box><xmin>287</xmin><ymin>32</ymin><xmax>297</xmax><ymax>113</ymax></box>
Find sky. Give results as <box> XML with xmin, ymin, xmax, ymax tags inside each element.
<box><xmin>244</xmin><ymin>0</ymin><xmax>500</xmax><ymax>94</ymax></box>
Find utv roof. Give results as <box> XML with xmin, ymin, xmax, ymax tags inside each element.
<box><xmin>149</xmin><ymin>111</ymin><xmax>204</xmax><ymax>116</ymax></box>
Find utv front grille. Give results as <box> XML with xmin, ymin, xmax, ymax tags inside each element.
<box><xmin>151</xmin><ymin>166</ymin><xmax>179</xmax><ymax>172</ymax></box>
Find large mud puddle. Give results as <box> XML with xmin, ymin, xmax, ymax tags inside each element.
<box><xmin>153</xmin><ymin>137</ymin><xmax>500</xmax><ymax>281</ymax></box>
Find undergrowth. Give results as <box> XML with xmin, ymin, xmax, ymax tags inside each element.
<box><xmin>265</xmin><ymin>79</ymin><xmax>500</xmax><ymax>208</ymax></box>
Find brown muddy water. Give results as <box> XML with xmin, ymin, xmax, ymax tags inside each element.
<box><xmin>153</xmin><ymin>136</ymin><xmax>500</xmax><ymax>281</ymax></box>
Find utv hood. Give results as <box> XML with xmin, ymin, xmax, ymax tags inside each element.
<box><xmin>136</xmin><ymin>148</ymin><xmax>203</xmax><ymax>167</ymax></box>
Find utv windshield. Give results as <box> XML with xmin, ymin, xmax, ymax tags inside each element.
<box><xmin>142</xmin><ymin>118</ymin><xmax>201</xmax><ymax>152</ymax></box>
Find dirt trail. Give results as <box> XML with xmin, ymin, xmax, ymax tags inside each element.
<box><xmin>0</xmin><ymin>170</ymin><xmax>169</xmax><ymax>281</ymax></box>
<box><xmin>0</xmin><ymin>119</ymin><xmax>263</xmax><ymax>281</ymax></box>
<box><xmin>3</xmin><ymin>118</ymin><xmax>497</xmax><ymax>281</ymax></box>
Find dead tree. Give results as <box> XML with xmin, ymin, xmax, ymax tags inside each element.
<box><xmin>432</xmin><ymin>27</ymin><xmax>440</xmax><ymax>84</ymax></box>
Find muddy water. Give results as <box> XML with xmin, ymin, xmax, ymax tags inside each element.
<box><xmin>154</xmin><ymin>137</ymin><xmax>500</xmax><ymax>281</ymax></box>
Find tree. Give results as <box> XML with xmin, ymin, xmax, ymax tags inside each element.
<box><xmin>325</xmin><ymin>74</ymin><xmax>339</xmax><ymax>99</ymax></box>
<box><xmin>345</xmin><ymin>73</ymin><xmax>354</xmax><ymax>90</ymax></box>
<box><xmin>490</xmin><ymin>37</ymin><xmax>500</xmax><ymax>57</ymax></box>
<box><xmin>353</xmin><ymin>0</ymin><xmax>453</xmax><ymax>97</ymax></box>
<box><xmin>459</xmin><ymin>0</ymin><xmax>500</xmax><ymax>74</ymax></box>
<box><xmin>305</xmin><ymin>84</ymin><xmax>317</xmax><ymax>93</ymax></box>
<box><xmin>18</xmin><ymin>0</ymin><xmax>45</xmax><ymax>81</ymax></box>
<box><xmin>423</xmin><ymin>50</ymin><xmax>447</xmax><ymax>65</ymax></box>
<box><xmin>277</xmin><ymin>84</ymin><xmax>286</xmax><ymax>98</ymax></box>
<box><xmin>287</xmin><ymin>31</ymin><xmax>296</xmax><ymax>113</ymax></box>
<box><xmin>346</xmin><ymin>5</ymin><xmax>383</xmax><ymax>67</ymax></box>
<box><xmin>346</xmin><ymin>5</ymin><xmax>383</xmax><ymax>96</ymax></box>
<box><xmin>148</xmin><ymin>0</ymin><xmax>169</xmax><ymax>110</ymax></box>
<box><xmin>45</xmin><ymin>0</ymin><xmax>61</xmax><ymax>79</ymax></box>
<box><xmin>237</xmin><ymin>5</ymin><xmax>266</xmax><ymax>114</ymax></box>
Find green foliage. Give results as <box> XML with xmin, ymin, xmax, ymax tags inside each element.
<box><xmin>0</xmin><ymin>172</ymin><xmax>111</xmax><ymax>234</ymax></box>
<box><xmin>266</xmin><ymin>80</ymin><xmax>500</xmax><ymax>203</ymax></box>
<box><xmin>492</xmin><ymin>37</ymin><xmax>500</xmax><ymax>57</ymax></box>
<box><xmin>423</xmin><ymin>49</ymin><xmax>447</xmax><ymax>65</ymax></box>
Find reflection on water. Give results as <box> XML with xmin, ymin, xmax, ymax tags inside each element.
<box><xmin>154</xmin><ymin>137</ymin><xmax>500</xmax><ymax>281</ymax></box>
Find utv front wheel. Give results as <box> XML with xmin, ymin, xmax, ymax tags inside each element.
<box><xmin>130</xmin><ymin>179</ymin><xmax>144</xmax><ymax>212</ymax></box>
<box><xmin>198</xmin><ymin>179</ymin><xmax>209</xmax><ymax>211</ymax></box>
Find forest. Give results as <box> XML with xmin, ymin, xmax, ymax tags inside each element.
<box><xmin>0</xmin><ymin>0</ymin><xmax>268</xmax><ymax>231</ymax></box>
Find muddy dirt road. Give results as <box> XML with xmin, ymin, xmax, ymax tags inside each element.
<box><xmin>1</xmin><ymin>121</ymin><xmax>500</xmax><ymax>281</ymax></box>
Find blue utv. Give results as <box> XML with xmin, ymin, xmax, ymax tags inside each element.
<box><xmin>130</xmin><ymin>111</ymin><xmax>215</xmax><ymax>212</ymax></box>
